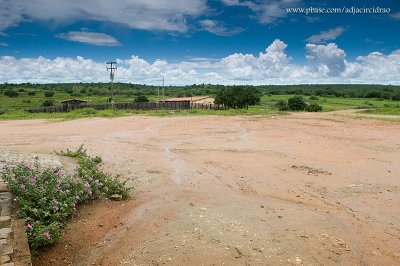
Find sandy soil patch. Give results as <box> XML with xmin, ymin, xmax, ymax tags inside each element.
<box><xmin>0</xmin><ymin>111</ymin><xmax>399</xmax><ymax>265</ymax></box>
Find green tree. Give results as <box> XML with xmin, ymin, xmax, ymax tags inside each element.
<box><xmin>392</xmin><ymin>94</ymin><xmax>400</xmax><ymax>101</ymax></box>
<box><xmin>42</xmin><ymin>99</ymin><xmax>54</xmax><ymax>106</ymax></box>
<box><xmin>44</xmin><ymin>91</ymin><xmax>55</xmax><ymax>97</ymax></box>
<box><xmin>134</xmin><ymin>95</ymin><xmax>149</xmax><ymax>102</ymax></box>
<box><xmin>215</xmin><ymin>86</ymin><xmax>260</xmax><ymax>109</ymax></box>
<box><xmin>287</xmin><ymin>96</ymin><xmax>306</xmax><ymax>111</ymax></box>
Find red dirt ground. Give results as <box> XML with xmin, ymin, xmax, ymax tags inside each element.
<box><xmin>0</xmin><ymin>111</ymin><xmax>399</xmax><ymax>265</ymax></box>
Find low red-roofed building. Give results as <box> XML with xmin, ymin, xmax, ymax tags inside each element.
<box><xmin>158</xmin><ymin>96</ymin><xmax>214</xmax><ymax>105</ymax></box>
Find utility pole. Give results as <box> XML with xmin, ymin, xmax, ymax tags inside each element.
<box><xmin>156</xmin><ymin>76</ymin><xmax>165</xmax><ymax>100</ymax></box>
<box><xmin>106</xmin><ymin>61</ymin><xmax>117</xmax><ymax>107</ymax></box>
<box><xmin>162</xmin><ymin>75</ymin><xmax>165</xmax><ymax>98</ymax></box>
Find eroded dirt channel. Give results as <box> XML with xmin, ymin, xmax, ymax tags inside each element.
<box><xmin>0</xmin><ymin>112</ymin><xmax>399</xmax><ymax>265</ymax></box>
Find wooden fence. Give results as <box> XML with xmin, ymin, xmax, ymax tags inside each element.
<box><xmin>25</xmin><ymin>102</ymin><xmax>228</xmax><ymax>113</ymax></box>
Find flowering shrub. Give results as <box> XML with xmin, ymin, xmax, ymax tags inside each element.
<box><xmin>1</xmin><ymin>146</ymin><xmax>130</xmax><ymax>251</ymax></box>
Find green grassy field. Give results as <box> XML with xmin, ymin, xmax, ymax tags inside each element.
<box><xmin>260</xmin><ymin>95</ymin><xmax>400</xmax><ymax>112</ymax></box>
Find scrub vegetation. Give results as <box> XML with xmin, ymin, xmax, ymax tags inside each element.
<box><xmin>0</xmin><ymin>83</ymin><xmax>399</xmax><ymax>119</ymax></box>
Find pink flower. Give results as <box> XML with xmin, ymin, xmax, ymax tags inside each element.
<box><xmin>43</xmin><ymin>231</ymin><xmax>51</xmax><ymax>240</ymax></box>
<box><xmin>84</xmin><ymin>183</ymin><xmax>91</xmax><ymax>189</ymax></box>
<box><xmin>19</xmin><ymin>184</ymin><xmax>25</xmax><ymax>190</ymax></box>
<box><xmin>27</xmin><ymin>163</ymin><xmax>33</xmax><ymax>170</ymax></box>
<box><xmin>27</xmin><ymin>224</ymin><xmax>33</xmax><ymax>229</ymax></box>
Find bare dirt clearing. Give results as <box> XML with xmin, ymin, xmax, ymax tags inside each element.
<box><xmin>0</xmin><ymin>111</ymin><xmax>399</xmax><ymax>265</ymax></box>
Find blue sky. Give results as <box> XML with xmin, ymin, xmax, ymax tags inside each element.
<box><xmin>0</xmin><ymin>0</ymin><xmax>399</xmax><ymax>84</ymax></box>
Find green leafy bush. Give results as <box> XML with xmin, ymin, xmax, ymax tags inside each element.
<box><xmin>1</xmin><ymin>146</ymin><xmax>130</xmax><ymax>251</ymax></box>
<box><xmin>28</xmin><ymin>91</ymin><xmax>36</xmax><ymax>96</ymax></box>
<box><xmin>4</xmin><ymin>90</ymin><xmax>19</xmax><ymax>97</ymax></box>
<box><xmin>42</xmin><ymin>99</ymin><xmax>54</xmax><ymax>107</ymax></box>
<box><xmin>44</xmin><ymin>91</ymin><xmax>54</xmax><ymax>97</ymax></box>
<box><xmin>274</xmin><ymin>100</ymin><xmax>288</xmax><ymax>111</ymax></box>
<box><xmin>309</xmin><ymin>95</ymin><xmax>319</xmax><ymax>100</ymax></box>
<box><xmin>134</xmin><ymin>95</ymin><xmax>149</xmax><ymax>102</ymax></box>
<box><xmin>305</xmin><ymin>102</ymin><xmax>323</xmax><ymax>112</ymax></box>
<box><xmin>287</xmin><ymin>96</ymin><xmax>306</xmax><ymax>111</ymax></box>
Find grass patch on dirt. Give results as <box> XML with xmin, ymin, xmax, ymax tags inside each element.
<box><xmin>360</xmin><ymin>106</ymin><xmax>400</xmax><ymax>115</ymax></box>
<box><xmin>0</xmin><ymin>106</ymin><xmax>281</xmax><ymax>120</ymax></box>
<box><xmin>0</xmin><ymin>108</ymin><xmax>141</xmax><ymax>120</ymax></box>
<box><xmin>335</xmin><ymin>113</ymin><xmax>400</xmax><ymax>123</ymax></box>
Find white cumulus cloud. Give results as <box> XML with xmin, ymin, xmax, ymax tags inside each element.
<box><xmin>0</xmin><ymin>40</ymin><xmax>399</xmax><ymax>85</ymax></box>
<box><xmin>344</xmin><ymin>50</ymin><xmax>400</xmax><ymax>84</ymax></box>
<box><xmin>306</xmin><ymin>43</ymin><xmax>346</xmax><ymax>76</ymax></box>
<box><xmin>56</xmin><ymin>31</ymin><xmax>120</xmax><ymax>46</ymax></box>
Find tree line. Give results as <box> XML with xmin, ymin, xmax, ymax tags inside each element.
<box><xmin>1</xmin><ymin>83</ymin><xmax>400</xmax><ymax>101</ymax></box>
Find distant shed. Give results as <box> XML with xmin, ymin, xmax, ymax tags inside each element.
<box><xmin>61</xmin><ymin>99</ymin><xmax>88</xmax><ymax>110</ymax></box>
